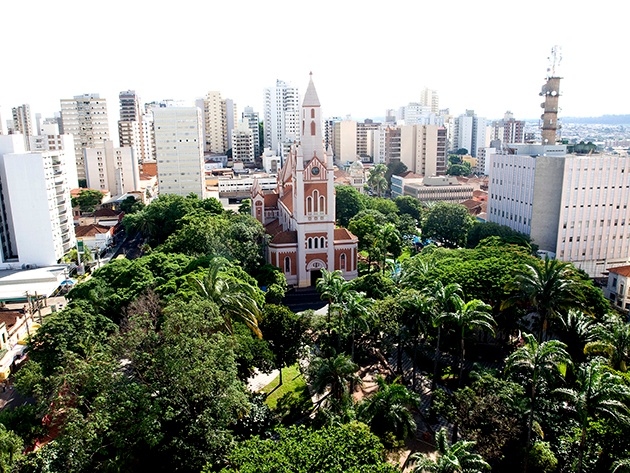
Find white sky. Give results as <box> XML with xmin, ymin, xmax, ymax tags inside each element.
<box><xmin>1</xmin><ymin>0</ymin><xmax>629</xmax><ymax>129</ymax></box>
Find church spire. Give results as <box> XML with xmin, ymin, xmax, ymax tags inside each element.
<box><xmin>302</xmin><ymin>72</ymin><xmax>320</xmax><ymax>107</ymax></box>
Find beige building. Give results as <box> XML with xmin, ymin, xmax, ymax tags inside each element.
<box><xmin>400</xmin><ymin>175</ymin><xmax>474</xmax><ymax>203</ymax></box>
<box><xmin>333</xmin><ymin>120</ymin><xmax>358</xmax><ymax>163</ymax></box>
<box><xmin>231</xmin><ymin>122</ymin><xmax>255</xmax><ymax>164</ymax></box>
<box><xmin>84</xmin><ymin>140</ymin><xmax>140</xmax><ymax>196</ymax></box>
<box><xmin>420</xmin><ymin>87</ymin><xmax>439</xmax><ymax>114</ymax></box>
<box><xmin>205</xmin><ymin>92</ymin><xmax>236</xmax><ymax>154</ymax></box>
<box><xmin>154</xmin><ymin>107</ymin><xmax>205</xmax><ymax>197</ymax></box>
<box><xmin>60</xmin><ymin>94</ymin><xmax>110</xmax><ymax>183</ymax></box>
<box><xmin>604</xmin><ymin>266</ymin><xmax>630</xmax><ymax>312</ymax></box>
<box><xmin>399</xmin><ymin>124</ymin><xmax>448</xmax><ymax>176</ymax></box>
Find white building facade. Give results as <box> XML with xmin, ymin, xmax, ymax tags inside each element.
<box><xmin>153</xmin><ymin>107</ymin><xmax>205</xmax><ymax>197</ymax></box>
<box><xmin>0</xmin><ymin>135</ymin><xmax>77</xmax><ymax>267</ymax></box>
<box><xmin>84</xmin><ymin>140</ymin><xmax>140</xmax><ymax>196</ymax></box>
<box><xmin>263</xmin><ymin>80</ymin><xmax>300</xmax><ymax>154</ymax></box>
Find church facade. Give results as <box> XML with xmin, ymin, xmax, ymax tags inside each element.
<box><xmin>251</xmin><ymin>74</ymin><xmax>358</xmax><ymax>287</ymax></box>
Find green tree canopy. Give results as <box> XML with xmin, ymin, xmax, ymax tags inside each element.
<box><xmin>71</xmin><ymin>189</ymin><xmax>104</xmax><ymax>213</ymax></box>
<box><xmin>335</xmin><ymin>185</ymin><xmax>366</xmax><ymax>227</ymax></box>
<box><xmin>421</xmin><ymin>202</ymin><xmax>474</xmax><ymax>249</ymax></box>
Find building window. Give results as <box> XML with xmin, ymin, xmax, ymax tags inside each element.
<box><xmin>320</xmin><ymin>237</ymin><xmax>325</xmax><ymax>248</ymax></box>
<box><xmin>311</xmin><ymin>121</ymin><xmax>316</xmax><ymax>136</ymax></box>
<box><xmin>311</xmin><ymin>109</ymin><xmax>315</xmax><ymax>118</ymax></box>
<box><xmin>319</xmin><ymin>196</ymin><xmax>325</xmax><ymax>213</ymax></box>
<box><xmin>308</xmin><ymin>238</ymin><xmax>312</xmax><ymax>249</ymax></box>
<box><xmin>340</xmin><ymin>253</ymin><xmax>346</xmax><ymax>270</ymax></box>
<box><xmin>284</xmin><ymin>256</ymin><xmax>290</xmax><ymax>273</ymax></box>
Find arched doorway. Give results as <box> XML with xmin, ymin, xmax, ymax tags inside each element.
<box><xmin>310</xmin><ymin>269</ymin><xmax>322</xmax><ymax>286</ymax></box>
<box><xmin>307</xmin><ymin>259</ymin><xmax>326</xmax><ymax>287</ymax></box>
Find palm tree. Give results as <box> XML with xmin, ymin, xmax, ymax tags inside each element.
<box><xmin>376</xmin><ymin>223</ymin><xmax>401</xmax><ymax>274</ymax></box>
<box><xmin>316</xmin><ymin>269</ymin><xmax>348</xmax><ymax>331</ymax></box>
<box><xmin>358</xmin><ymin>375</ymin><xmax>421</xmax><ymax>442</ymax></box>
<box><xmin>502</xmin><ymin>256</ymin><xmax>585</xmax><ymax>341</ymax></box>
<box><xmin>424</xmin><ymin>281</ymin><xmax>464</xmax><ymax>404</ymax></box>
<box><xmin>555</xmin><ymin>359</ymin><xmax>630</xmax><ymax>473</ymax></box>
<box><xmin>506</xmin><ymin>333</ymin><xmax>572</xmax><ymax>473</ymax></box>
<box><xmin>585</xmin><ymin>314</ymin><xmax>630</xmax><ymax>372</ymax></box>
<box><xmin>400</xmin><ymin>291</ymin><xmax>432</xmax><ymax>390</ymax></box>
<box><xmin>406</xmin><ymin>427</ymin><xmax>490</xmax><ymax>473</ymax></box>
<box><xmin>441</xmin><ymin>296</ymin><xmax>495</xmax><ymax>390</ymax></box>
<box><xmin>308</xmin><ymin>352</ymin><xmax>361</xmax><ymax>403</ymax></box>
<box><xmin>342</xmin><ymin>291</ymin><xmax>374</xmax><ymax>363</ymax></box>
<box><xmin>188</xmin><ymin>256</ymin><xmax>262</xmax><ymax>338</ymax></box>
<box><xmin>368</xmin><ymin>163</ymin><xmax>388</xmax><ymax>197</ymax></box>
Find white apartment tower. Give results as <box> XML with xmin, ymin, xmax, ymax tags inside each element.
<box><xmin>0</xmin><ymin>135</ymin><xmax>77</xmax><ymax>267</ymax></box>
<box><xmin>453</xmin><ymin>110</ymin><xmax>486</xmax><ymax>158</ymax></box>
<box><xmin>118</xmin><ymin>90</ymin><xmax>153</xmax><ymax>162</ymax></box>
<box><xmin>263</xmin><ymin>80</ymin><xmax>300</xmax><ymax>154</ymax></box>
<box><xmin>420</xmin><ymin>87</ymin><xmax>439</xmax><ymax>114</ymax></box>
<box><xmin>242</xmin><ymin>106</ymin><xmax>261</xmax><ymax>158</ymax></box>
<box><xmin>84</xmin><ymin>140</ymin><xmax>140</xmax><ymax>196</ymax></box>
<box><xmin>60</xmin><ymin>94</ymin><xmax>110</xmax><ymax>183</ymax></box>
<box><xmin>153</xmin><ymin>107</ymin><xmax>205</xmax><ymax>197</ymax></box>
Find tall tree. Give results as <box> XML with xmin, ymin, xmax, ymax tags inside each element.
<box><xmin>406</xmin><ymin>427</ymin><xmax>490</xmax><ymax>473</ymax></box>
<box><xmin>316</xmin><ymin>268</ymin><xmax>350</xmax><ymax>333</ymax></box>
<box><xmin>368</xmin><ymin>163</ymin><xmax>388</xmax><ymax>197</ymax></box>
<box><xmin>335</xmin><ymin>185</ymin><xmax>366</xmax><ymax>227</ymax></box>
<box><xmin>503</xmin><ymin>256</ymin><xmax>585</xmax><ymax>341</ymax></box>
<box><xmin>506</xmin><ymin>333</ymin><xmax>572</xmax><ymax>473</ymax></box>
<box><xmin>189</xmin><ymin>257</ymin><xmax>262</xmax><ymax>338</ymax></box>
<box><xmin>421</xmin><ymin>202</ymin><xmax>473</xmax><ymax>249</ymax></box>
<box><xmin>555</xmin><ymin>359</ymin><xmax>630</xmax><ymax>473</ymax></box>
<box><xmin>585</xmin><ymin>314</ymin><xmax>630</xmax><ymax>372</ymax></box>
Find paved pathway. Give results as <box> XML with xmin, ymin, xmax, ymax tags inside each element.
<box><xmin>246</xmin><ymin>368</ymin><xmax>280</xmax><ymax>393</ymax></box>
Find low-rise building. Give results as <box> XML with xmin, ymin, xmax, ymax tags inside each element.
<box><xmin>604</xmin><ymin>265</ymin><xmax>630</xmax><ymax>312</ymax></box>
<box><xmin>74</xmin><ymin>224</ymin><xmax>113</xmax><ymax>251</ymax></box>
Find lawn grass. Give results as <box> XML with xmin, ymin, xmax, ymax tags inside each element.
<box><xmin>260</xmin><ymin>364</ymin><xmax>305</xmax><ymax>409</ymax></box>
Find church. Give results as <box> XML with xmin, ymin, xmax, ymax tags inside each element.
<box><xmin>251</xmin><ymin>74</ymin><xmax>359</xmax><ymax>287</ymax></box>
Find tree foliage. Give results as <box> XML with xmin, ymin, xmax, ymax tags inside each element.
<box><xmin>71</xmin><ymin>189</ymin><xmax>104</xmax><ymax>213</ymax></box>
<box><xmin>421</xmin><ymin>202</ymin><xmax>473</xmax><ymax>249</ymax></box>
<box><xmin>335</xmin><ymin>185</ymin><xmax>366</xmax><ymax>227</ymax></box>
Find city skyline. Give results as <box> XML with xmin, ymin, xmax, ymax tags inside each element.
<box><xmin>1</xmin><ymin>0</ymin><xmax>628</xmax><ymax>129</ymax></box>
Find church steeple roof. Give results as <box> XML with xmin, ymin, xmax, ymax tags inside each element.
<box><xmin>302</xmin><ymin>72</ymin><xmax>320</xmax><ymax>107</ymax></box>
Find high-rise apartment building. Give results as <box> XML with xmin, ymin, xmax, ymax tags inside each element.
<box><xmin>420</xmin><ymin>87</ymin><xmax>439</xmax><ymax>114</ymax></box>
<box><xmin>491</xmin><ymin>111</ymin><xmax>525</xmax><ymax>145</ymax></box>
<box><xmin>118</xmin><ymin>90</ymin><xmax>153</xmax><ymax>162</ymax></box>
<box><xmin>453</xmin><ymin>110</ymin><xmax>486</xmax><ymax>158</ymax></box>
<box><xmin>12</xmin><ymin>104</ymin><xmax>34</xmax><ymax>150</ymax></box>
<box><xmin>399</xmin><ymin>125</ymin><xmax>448</xmax><ymax>176</ymax></box>
<box><xmin>0</xmin><ymin>135</ymin><xmax>77</xmax><ymax>267</ymax></box>
<box><xmin>357</xmin><ymin>120</ymin><xmax>380</xmax><ymax>160</ymax></box>
<box><xmin>84</xmin><ymin>140</ymin><xmax>139</xmax><ymax>196</ymax></box>
<box><xmin>263</xmin><ymin>80</ymin><xmax>300</xmax><ymax>153</ymax></box>
<box><xmin>333</xmin><ymin>120</ymin><xmax>358</xmax><ymax>163</ymax></box>
<box><xmin>231</xmin><ymin>122</ymin><xmax>255</xmax><ymax>164</ymax></box>
<box><xmin>60</xmin><ymin>94</ymin><xmax>110</xmax><ymax>183</ymax></box>
<box><xmin>204</xmin><ymin>92</ymin><xmax>236</xmax><ymax>154</ymax></box>
<box><xmin>153</xmin><ymin>107</ymin><xmax>204</xmax><ymax>197</ymax></box>
<box><xmin>242</xmin><ymin>106</ymin><xmax>261</xmax><ymax>158</ymax></box>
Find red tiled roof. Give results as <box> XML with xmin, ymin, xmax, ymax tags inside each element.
<box><xmin>334</xmin><ymin>169</ymin><xmax>350</xmax><ymax>179</ymax></box>
<box><xmin>279</xmin><ymin>190</ymin><xmax>293</xmax><ymax>214</ymax></box>
<box><xmin>609</xmin><ymin>266</ymin><xmax>630</xmax><ymax>277</ymax></box>
<box><xmin>75</xmin><ymin>224</ymin><xmax>111</xmax><ymax>238</ymax></box>
<box><xmin>264</xmin><ymin>193</ymin><xmax>279</xmax><ymax>208</ymax></box>
<box><xmin>264</xmin><ymin>219</ymin><xmax>282</xmax><ymax>236</ymax></box>
<box><xmin>334</xmin><ymin>228</ymin><xmax>358</xmax><ymax>242</ymax></box>
<box><xmin>70</xmin><ymin>188</ymin><xmax>102</xmax><ymax>197</ymax></box>
<box><xmin>0</xmin><ymin>311</ymin><xmax>21</xmax><ymax>330</ymax></box>
<box><xmin>270</xmin><ymin>231</ymin><xmax>298</xmax><ymax>245</ymax></box>
<box><xmin>398</xmin><ymin>171</ymin><xmax>422</xmax><ymax>179</ymax></box>
<box><xmin>92</xmin><ymin>208</ymin><xmax>121</xmax><ymax>217</ymax></box>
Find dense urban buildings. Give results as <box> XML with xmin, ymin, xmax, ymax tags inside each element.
<box><xmin>242</xmin><ymin>106</ymin><xmax>261</xmax><ymax>158</ymax></box>
<box><xmin>84</xmin><ymin>140</ymin><xmax>140</xmax><ymax>196</ymax></box>
<box><xmin>60</xmin><ymin>94</ymin><xmax>110</xmax><ymax>183</ymax></box>
<box><xmin>11</xmin><ymin>104</ymin><xmax>34</xmax><ymax>149</ymax></box>
<box><xmin>204</xmin><ymin>91</ymin><xmax>236</xmax><ymax>155</ymax></box>
<box><xmin>153</xmin><ymin>107</ymin><xmax>205</xmax><ymax>197</ymax></box>
<box><xmin>491</xmin><ymin>111</ymin><xmax>525</xmax><ymax>146</ymax></box>
<box><xmin>452</xmin><ymin>110</ymin><xmax>486</xmax><ymax>158</ymax></box>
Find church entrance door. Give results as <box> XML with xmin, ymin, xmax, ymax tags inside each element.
<box><xmin>310</xmin><ymin>269</ymin><xmax>322</xmax><ymax>286</ymax></box>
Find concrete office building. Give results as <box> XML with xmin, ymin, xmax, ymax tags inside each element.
<box><xmin>153</xmin><ymin>107</ymin><xmax>204</xmax><ymax>197</ymax></box>
<box><xmin>60</xmin><ymin>94</ymin><xmax>110</xmax><ymax>182</ymax></box>
<box><xmin>488</xmin><ymin>144</ymin><xmax>630</xmax><ymax>277</ymax></box>
<box><xmin>357</xmin><ymin>120</ymin><xmax>380</xmax><ymax>160</ymax></box>
<box><xmin>242</xmin><ymin>106</ymin><xmax>261</xmax><ymax>158</ymax></box>
<box><xmin>84</xmin><ymin>140</ymin><xmax>139</xmax><ymax>196</ymax></box>
<box><xmin>263</xmin><ymin>80</ymin><xmax>300</xmax><ymax>153</ymax></box>
<box><xmin>0</xmin><ymin>135</ymin><xmax>77</xmax><ymax>267</ymax></box>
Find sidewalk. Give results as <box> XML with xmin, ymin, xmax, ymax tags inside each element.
<box><xmin>246</xmin><ymin>368</ymin><xmax>279</xmax><ymax>393</ymax></box>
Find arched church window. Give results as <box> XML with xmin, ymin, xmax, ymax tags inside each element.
<box><xmin>307</xmin><ymin>196</ymin><xmax>312</xmax><ymax>214</ymax></box>
<box><xmin>311</xmin><ymin>109</ymin><xmax>315</xmax><ymax>118</ymax></box>
<box><xmin>319</xmin><ymin>196</ymin><xmax>325</xmax><ymax>213</ymax></box>
<box><xmin>320</xmin><ymin>237</ymin><xmax>325</xmax><ymax>248</ymax></box>
<box><xmin>311</xmin><ymin>121</ymin><xmax>316</xmax><ymax>136</ymax></box>
<box><xmin>285</xmin><ymin>256</ymin><xmax>291</xmax><ymax>273</ymax></box>
<box><xmin>313</xmin><ymin>191</ymin><xmax>319</xmax><ymax>213</ymax></box>
<box><xmin>340</xmin><ymin>253</ymin><xmax>346</xmax><ymax>270</ymax></box>
<box><xmin>308</xmin><ymin>238</ymin><xmax>312</xmax><ymax>249</ymax></box>
<box><xmin>314</xmin><ymin>238</ymin><xmax>318</xmax><ymax>249</ymax></box>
